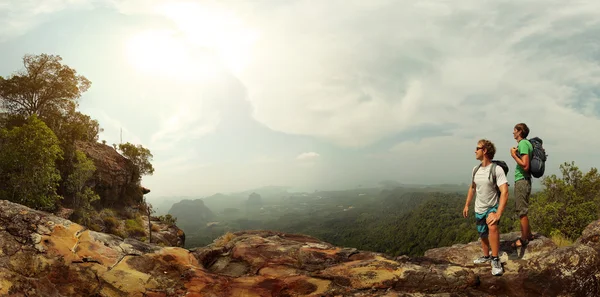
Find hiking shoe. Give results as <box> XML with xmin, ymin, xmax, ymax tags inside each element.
<box><xmin>491</xmin><ymin>258</ymin><xmax>504</xmax><ymax>276</ymax></box>
<box><xmin>473</xmin><ymin>256</ymin><xmax>491</xmax><ymax>264</ymax></box>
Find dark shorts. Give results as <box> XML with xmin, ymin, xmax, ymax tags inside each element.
<box><xmin>475</xmin><ymin>205</ymin><xmax>499</xmax><ymax>239</ymax></box>
<box><xmin>515</xmin><ymin>178</ymin><xmax>532</xmax><ymax>217</ymax></box>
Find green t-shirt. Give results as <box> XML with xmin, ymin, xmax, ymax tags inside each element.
<box><xmin>515</xmin><ymin>139</ymin><xmax>533</xmax><ymax>181</ymax></box>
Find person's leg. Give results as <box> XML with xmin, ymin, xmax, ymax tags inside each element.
<box><xmin>481</xmin><ymin>236</ymin><xmax>490</xmax><ymax>256</ymax></box>
<box><xmin>483</xmin><ymin>209</ymin><xmax>503</xmax><ymax>276</ymax></box>
<box><xmin>488</xmin><ymin>221</ymin><xmax>499</xmax><ymax>257</ymax></box>
<box><xmin>489</xmin><ymin>222</ymin><xmax>504</xmax><ymax>276</ymax></box>
<box><xmin>525</xmin><ymin>179</ymin><xmax>533</xmax><ymax>240</ymax></box>
<box><xmin>476</xmin><ymin>213</ymin><xmax>490</xmax><ymax>255</ymax></box>
<box><xmin>520</xmin><ymin>215</ymin><xmax>531</xmax><ymax>241</ymax></box>
<box><xmin>474</xmin><ymin>213</ymin><xmax>491</xmax><ymax>263</ymax></box>
<box><xmin>515</xmin><ymin>179</ymin><xmax>532</xmax><ymax>245</ymax></box>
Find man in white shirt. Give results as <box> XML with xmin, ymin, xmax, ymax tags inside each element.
<box><xmin>463</xmin><ymin>139</ymin><xmax>509</xmax><ymax>276</ymax></box>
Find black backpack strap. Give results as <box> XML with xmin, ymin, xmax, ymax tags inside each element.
<box><xmin>490</xmin><ymin>162</ymin><xmax>497</xmax><ymax>186</ymax></box>
<box><xmin>490</xmin><ymin>162</ymin><xmax>496</xmax><ymax>194</ymax></box>
<box><xmin>490</xmin><ymin>162</ymin><xmax>500</xmax><ymax>195</ymax></box>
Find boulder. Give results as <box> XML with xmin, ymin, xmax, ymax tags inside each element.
<box><xmin>1</xmin><ymin>199</ymin><xmax>600</xmax><ymax>296</ymax></box>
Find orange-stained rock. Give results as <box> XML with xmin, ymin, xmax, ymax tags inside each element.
<box><xmin>2</xmin><ymin>200</ymin><xmax>600</xmax><ymax>296</ymax></box>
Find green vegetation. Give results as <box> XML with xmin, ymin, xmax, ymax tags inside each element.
<box><xmin>0</xmin><ymin>53</ymin><xmax>155</xmax><ymax>239</ymax></box>
<box><xmin>66</xmin><ymin>150</ymin><xmax>100</xmax><ymax>225</ymax></box>
<box><xmin>118</xmin><ymin>142</ymin><xmax>155</xmax><ymax>181</ymax></box>
<box><xmin>0</xmin><ymin>54</ymin><xmax>90</xmax><ymax>118</ymax></box>
<box><xmin>0</xmin><ymin>116</ymin><xmax>63</xmax><ymax>210</ymax></box>
<box><xmin>158</xmin><ymin>214</ymin><xmax>177</xmax><ymax>225</ymax></box>
<box><xmin>179</xmin><ymin>186</ymin><xmax>500</xmax><ymax>255</ymax></box>
<box><xmin>125</xmin><ymin>217</ymin><xmax>146</xmax><ymax>237</ymax></box>
<box><xmin>529</xmin><ymin>161</ymin><xmax>600</xmax><ymax>241</ymax></box>
<box><xmin>177</xmin><ymin>166</ymin><xmax>600</xmax><ymax>257</ymax></box>
<box><xmin>1</xmin><ymin>54</ymin><xmax>599</xmax><ymax>257</ymax></box>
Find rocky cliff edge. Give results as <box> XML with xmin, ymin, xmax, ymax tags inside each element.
<box><xmin>1</xmin><ymin>199</ymin><xmax>599</xmax><ymax>297</ymax></box>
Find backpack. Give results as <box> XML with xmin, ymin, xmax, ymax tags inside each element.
<box><xmin>471</xmin><ymin>160</ymin><xmax>509</xmax><ymax>194</ymax></box>
<box><xmin>528</xmin><ymin>137</ymin><xmax>547</xmax><ymax>178</ymax></box>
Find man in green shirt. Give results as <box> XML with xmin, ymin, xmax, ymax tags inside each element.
<box><xmin>510</xmin><ymin>123</ymin><xmax>533</xmax><ymax>247</ymax></box>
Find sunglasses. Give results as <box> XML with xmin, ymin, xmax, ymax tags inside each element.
<box><xmin>476</xmin><ymin>147</ymin><xmax>483</xmax><ymax>151</ymax></box>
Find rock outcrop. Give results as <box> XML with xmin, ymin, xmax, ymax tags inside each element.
<box><xmin>75</xmin><ymin>140</ymin><xmax>143</xmax><ymax>207</ymax></box>
<box><xmin>1</xmin><ymin>199</ymin><xmax>599</xmax><ymax>296</ymax></box>
<box><xmin>142</xmin><ymin>215</ymin><xmax>186</xmax><ymax>247</ymax></box>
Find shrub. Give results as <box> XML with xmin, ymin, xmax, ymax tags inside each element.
<box><xmin>550</xmin><ymin>229</ymin><xmax>573</xmax><ymax>247</ymax></box>
<box><xmin>158</xmin><ymin>214</ymin><xmax>177</xmax><ymax>225</ymax></box>
<box><xmin>103</xmin><ymin>216</ymin><xmax>119</xmax><ymax>233</ymax></box>
<box><xmin>530</xmin><ymin>162</ymin><xmax>600</xmax><ymax>241</ymax></box>
<box><xmin>125</xmin><ymin>218</ymin><xmax>146</xmax><ymax>237</ymax></box>
<box><xmin>213</xmin><ymin>232</ymin><xmax>236</xmax><ymax>247</ymax></box>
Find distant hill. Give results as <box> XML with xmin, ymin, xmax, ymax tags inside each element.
<box><xmin>168</xmin><ymin>199</ymin><xmax>216</xmax><ymax>229</ymax></box>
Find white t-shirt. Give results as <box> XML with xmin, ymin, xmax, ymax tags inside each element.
<box><xmin>472</xmin><ymin>163</ymin><xmax>508</xmax><ymax>214</ymax></box>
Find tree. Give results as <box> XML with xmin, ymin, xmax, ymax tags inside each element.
<box><xmin>0</xmin><ymin>54</ymin><xmax>91</xmax><ymax>118</ymax></box>
<box><xmin>64</xmin><ymin>150</ymin><xmax>99</xmax><ymax>211</ymax></box>
<box><xmin>529</xmin><ymin>161</ymin><xmax>600</xmax><ymax>240</ymax></box>
<box><xmin>0</xmin><ymin>116</ymin><xmax>63</xmax><ymax>210</ymax></box>
<box><xmin>118</xmin><ymin>142</ymin><xmax>155</xmax><ymax>180</ymax></box>
<box><xmin>44</xmin><ymin>103</ymin><xmax>103</xmax><ymax>144</ymax></box>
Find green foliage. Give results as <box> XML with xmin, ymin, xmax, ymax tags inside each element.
<box><xmin>182</xmin><ymin>188</ymin><xmax>519</xmax><ymax>255</ymax></box>
<box><xmin>158</xmin><ymin>214</ymin><xmax>178</xmax><ymax>225</ymax></box>
<box><xmin>118</xmin><ymin>142</ymin><xmax>155</xmax><ymax>180</ymax></box>
<box><xmin>125</xmin><ymin>218</ymin><xmax>146</xmax><ymax>237</ymax></box>
<box><xmin>0</xmin><ymin>53</ymin><xmax>104</xmax><ymax>215</ymax></box>
<box><xmin>64</xmin><ymin>150</ymin><xmax>99</xmax><ymax>209</ymax></box>
<box><xmin>103</xmin><ymin>216</ymin><xmax>119</xmax><ymax>233</ymax></box>
<box><xmin>44</xmin><ymin>106</ymin><xmax>102</xmax><ymax>144</ymax></box>
<box><xmin>0</xmin><ymin>116</ymin><xmax>63</xmax><ymax>210</ymax></box>
<box><xmin>97</xmin><ymin>209</ymin><xmax>126</xmax><ymax>238</ymax></box>
<box><xmin>549</xmin><ymin>229</ymin><xmax>574</xmax><ymax>247</ymax></box>
<box><xmin>0</xmin><ymin>54</ymin><xmax>91</xmax><ymax>117</ymax></box>
<box><xmin>529</xmin><ymin>161</ymin><xmax>600</xmax><ymax>241</ymax></box>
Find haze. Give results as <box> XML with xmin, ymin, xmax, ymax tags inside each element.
<box><xmin>2</xmin><ymin>0</ymin><xmax>600</xmax><ymax>205</ymax></box>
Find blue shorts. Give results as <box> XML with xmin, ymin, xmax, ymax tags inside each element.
<box><xmin>475</xmin><ymin>205</ymin><xmax>499</xmax><ymax>239</ymax></box>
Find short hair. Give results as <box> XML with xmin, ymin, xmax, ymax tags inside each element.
<box><xmin>514</xmin><ymin>123</ymin><xmax>530</xmax><ymax>138</ymax></box>
<box><xmin>478</xmin><ymin>139</ymin><xmax>496</xmax><ymax>160</ymax></box>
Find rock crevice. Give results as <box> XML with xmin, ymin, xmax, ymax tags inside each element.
<box><xmin>1</xmin><ymin>200</ymin><xmax>600</xmax><ymax>296</ymax></box>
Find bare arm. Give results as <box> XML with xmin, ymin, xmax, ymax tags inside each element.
<box><xmin>511</xmin><ymin>143</ymin><xmax>531</xmax><ymax>172</ymax></box>
<box><xmin>511</xmin><ymin>152</ymin><xmax>530</xmax><ymax>171</ymax></box>
<box><xmin>463</xmin><ymin>183</ymin><xmax>475</xmax><ymax>218</ymax></box>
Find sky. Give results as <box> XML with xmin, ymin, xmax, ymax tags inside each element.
<box><xmin>2</xmin><ymin>0</ymin><xmax>600</xmax><ymax>202</ymax></box>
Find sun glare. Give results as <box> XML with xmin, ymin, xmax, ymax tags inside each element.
<box><xmin>125</xmin><ymin>2</ymin><xmax>258</xmax><ymax>80</ymax></box>
<box><xmin>126</xmin><ymin>30</ymin><xmax>189</xmax><ymax>76</ymax></box>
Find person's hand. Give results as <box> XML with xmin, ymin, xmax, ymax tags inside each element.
<box><xmin>486</xmin><ymin>212</ymin><xmax>500</xmax><ymax>225</ymax></box>
<box><xmin>510</xmin><ymin>147</ymin><xmax>518</xmax><ymax>156</ymax></box>
<box><xmin>463</xmin><ymin>206</ymin><xmax>469</xmax><ymax>218</ymax></box>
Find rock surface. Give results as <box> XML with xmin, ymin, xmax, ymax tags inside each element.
<box><xmin>143</xmin><ymin>215</ymin><xmax>186</xmax><ymax>247</ymax></box>
<box><xmin>1</xmin><ymin>199</ymin><xmax>600</xmax><ymax>296</ymax></box>
<box><xmin>75</xmin><ymin>140</ymin><xmax>142</xmax><ymax>207</ymax></box>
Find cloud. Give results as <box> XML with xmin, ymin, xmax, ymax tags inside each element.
<box><xmin>236</xmin><ymin>0</ymin><xmax>600</xmax><ymax>148</ymax></box>
<box><xmin>102</xmin><ymin>0</ymin><xmax>165</xmax><ymax>15</ymax></box>
<box><xmin>4</xmin><ymin>0</ymin><xmax>600</xmax><ymax>194</ymax></box>
<box><xmin>89</xmin><ymin>109</ymin><xmax>143</xmax><ymax>145</ymax></box>
<box><xmin>296</xmin><ymin>152</ymin><xmax>320</xmax><ymax>161</ymax></box>
<box><xmin>0</xmin><ymin>0</ymin><xmax>93</xmax><ymax>41</ymax></box>
<box><xmin>149</xmin><ymin>103</ymin><xmax>221</xmax><ymax>151</ymax></box>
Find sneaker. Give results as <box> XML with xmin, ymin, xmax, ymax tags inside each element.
<box><xmin>491</xmin><ymin>258</ymin><xmax>504</xmax><ymax>276</ymax></box>
<box><xmin>473</xmin><ymin>255</ymin><xmax>491</xmax><ymax>264</ymax></box>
